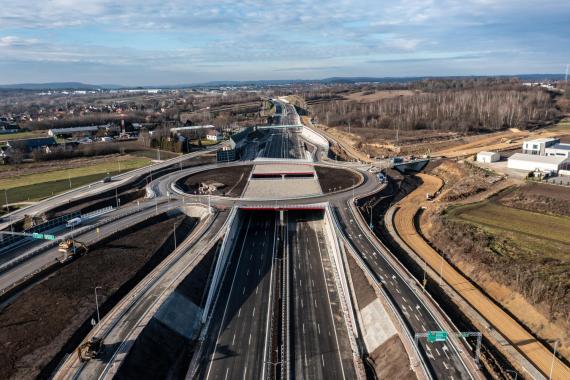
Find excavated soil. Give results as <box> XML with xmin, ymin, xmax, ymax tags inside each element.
<box><xmin>0</xmin><ymin>213</ymin><xmax>196</xmax><ymax>380</ymax></box>
<box><xmin>179</xmin><ymin>165</ymin><xmax>252</xmax><ymax>197</ymax></box>
<box><xmin>315</xmin><ymin>166</ymin><xmax>361</xmax><ymax>193</ymax></box>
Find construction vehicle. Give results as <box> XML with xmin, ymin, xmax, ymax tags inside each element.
<box><xmin>77</xmin><ymin>337</ymin><xmax>102</xmax><ymax>362</ymax></box>
<box><xmin>57</xmin><ymin>239</ymin><xmax>88</xmax><ymax>263</ymax></box>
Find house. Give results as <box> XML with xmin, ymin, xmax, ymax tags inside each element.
<box><xmin>476</xmin><ymin>151</ymin><xmax>500</xmax><ymax>163</ymax></box>
<box><xmin>507</xmin><ymin>153</ymin><xmax>569</xmax><ymax>174</ymax></box>
<box><xmin>521</xmin><ymin>138</ymin><xmax>559</xmax><ymax>155</ymax></box>
<box><xmin>48</xmin><ymin>124</ymin><xmax>119</xmax><ymax>138</ymax></box>
<box><xmin>206</xmin><ymin>130</ymin><xmax>223</xmax><ymax>141</ymax></box>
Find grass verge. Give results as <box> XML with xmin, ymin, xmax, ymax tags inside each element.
<box><xmin>1</xmin><ymin>157</ymin><xmax>151</xmax><ymax>190</ymax></box>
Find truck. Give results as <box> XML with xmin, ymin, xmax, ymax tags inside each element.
<box><xmin>57</xmin><ymin>239</ymin><xmax>88</xmax><ymax>263</ymax></box>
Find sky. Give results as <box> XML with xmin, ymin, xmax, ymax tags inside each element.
<box><xmin>0</xmin><ymin>0</ymin><xmax>569</xmax><ymax>86</ymax></box>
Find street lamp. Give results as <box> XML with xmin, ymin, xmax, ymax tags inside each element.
<box><xmin>94</xmin><ymin>286</ymin><xmax>102</xmax><ymax>324</ymax></box>
<box><xmin>549</xmin><ymin>340</ymin><xmax>559</xmax><ymax>380</ymax></box>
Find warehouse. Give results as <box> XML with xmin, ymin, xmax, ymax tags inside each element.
<box><xmin>507</xmin><ymin>153</ymin><xmax>569</xmax><ymax>174</ymax></box>
<box><xmin>476</xmin><ymin>151</ymin><xmax>500</xmax><ymax>163</ymax></box>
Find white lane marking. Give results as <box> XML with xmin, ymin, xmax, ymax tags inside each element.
<box><xmin>435</xmin><ymin>348</ymin><xmax>441</xmax><ymax>356</ymax></box>
<box><xmin>321</xmin><ymin>354</ymin><xmax>325</xmax><ymax>367</ymax></box>
<box><xmin>314</xmin><ymin>225</ymin><xmax>346</xmax><ymax>380</ymax></box>
<box><xmin>205</xmin><ymin>216</ymin><xmax>252</xmax><ymax>380</ymax></box>
<box><xmin>249</xmin><ymin>333</ymin><xmax>252</xmax><ymax>345</ymax></box>
<box><xmin>253</xmin><ymin>307</ymin><xmax>255</xmax><ymax>317</ymax></box>
<box><xmin>232</xmin><ymin>334</ymin><xmax>236</xmax><ymax>345</ymax></box>
<box><xmin>443</xmin><ymin>361</ymin><xmax>449</xmax><ymax>370</ymax></box>
<box><xmin>224</xmin><ymin>368</ymin><xmax>229</xmax><ymax>380</ymax></box>
<box><xmin>256</xmin><ymin>286</ymin><xmax>258</xmax><ymax>295</ymax></box>
<box><xmin>414</xmin><ymin>314</ymin><xmax>420</xmax><ymax>321</ymax></box>
<box><xmin>318</xmin><ymin>323</ymin><xmax>321</xmax><ymax>335</ymax></box>
<box><xmin>238</xmin><ymin>308</ymin><xmax>241</xmax><ymax>318</ymax></box>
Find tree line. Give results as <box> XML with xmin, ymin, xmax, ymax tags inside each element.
<box><xmin>311</xmin><ymin>87</ymin><xmax>560</xmax><ymax>133</ymax></box>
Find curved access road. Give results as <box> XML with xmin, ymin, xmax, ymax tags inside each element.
<box><xmin>392</xmin><ymin>173</ymin><xmax>570</xmax><ymax>380</ymax></box>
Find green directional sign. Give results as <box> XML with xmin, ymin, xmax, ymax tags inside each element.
<box><xmin>44</xmin><ymin>234</ymin><xmax>56</xmax><ymax>240</ymax></box>
<box><xmin>32</xmin><ymin>232</ymin><xmax>44</xmax><ymax>239</ymax></box>
<box><xmin>427</xmin><ymin>331</ymin><xmax>448</xmax><ymax>343</ymax></box>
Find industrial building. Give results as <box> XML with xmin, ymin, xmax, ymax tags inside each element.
<box><xmin>521</xmin><ymin>137</ymin><xmax>559</xmax><ymax>155</ymax></box>
<box><xmin>476</xmin><ymin>151</ymin><xmax>500</xmax><ymax>163</ymax></box>
<box><xmin>507</xmin><ymin>153</ymin><xmax>569</xmax><ymax>174</ymax></box>
<box><xmin>545</xmin><ymin>143</ymin><xmax>570</xmax><ymax>158</ymax></box>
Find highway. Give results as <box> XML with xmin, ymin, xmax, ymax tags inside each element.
<box><xmin>5</xmin><ymin>97</ymin><xmax>487</xmax><ymax>380</ymax></box>
<box><xmin>199</xmin><ymin>211</ymin><xmax>277</xmax><ymax>380</ymax></box>
<box><xmin>53</xmin><ymin>207</ymin><xmax>229</xmax><ymax>379</ymax></box>
<box><xmin>261</xmin><ymin>128</ymin><xmax>304</xmax><ymax>159</ymax></box>
<box><xmin>288</xmin><ymin>210</ymin><xmax>355</xmax><ymax>379</ymax></box>
<box><xmin>0</xmin><ymin>199</ymin><xmax>178</xmax><ymax>294</ymax></box>
<box><xmin>333</xmin><ymin>200</ymin><xmax>473</xmax><ymax>379</ymax></box>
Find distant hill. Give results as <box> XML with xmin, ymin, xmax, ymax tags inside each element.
<box><xmin>0</xmin><ymin>82</ymin><xmax>122</xmax><ymax>90</ymax></box>
<box><xmin>0</xmin><ymin>74</ymin><xmax>564</xmax><ymax>91</ymax></box>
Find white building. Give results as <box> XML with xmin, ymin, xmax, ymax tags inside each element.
<box><xmin>545</xmin><ymin>143</ymin><xmax>570</xmax><ymax>158</ymax></box>
<box><xmin>206</xmin><ymin>130</ymin><xmax>222</xmax><ymax>141</ymax></box>
<box><xmin>476</xmin><ymin>151</ymin><xmax>500</xmax><ymax>163</ymax></box>
<box><xmin>521</xmin><ymin>138</ymin><xmax>559</xmax><ymax>155</ymax></box>
<box><xmin>507</xmin><ymin>153</ymin><xmax>569</xmax><ymax>173</ymax></box>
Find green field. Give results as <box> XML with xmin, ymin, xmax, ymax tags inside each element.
<box><xmin>131</xmin><ymin>149</ymin><xmax>181</xmax><ymax>160</ymax></box>
<box><xmin>0</xmin><ymin>157</ymin><xmax>152</xmax><ymax>203</ymax></box>
<box><xmin>1</xmin><ymin>157</ymin><xmax>151</xmax><ymax>191</ymax></box>
<box><xmin>447</xmin><ymin>202</ymin><xmax>570</xmax><ymax>262</ymax></box>
<box><xmin>191</xmin><ymin>138</ymin><xmax>221</xmax><ymax>146</ymax></box>
<box><xmin>0</xmin><ymin>131</ymin><xmax>46</xmax><ymax>141</ymax></box>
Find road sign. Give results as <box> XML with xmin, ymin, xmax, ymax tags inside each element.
<box><xmin>32</xmin><ymin>232</ymin><xmax>44</xmax><ymax>239</ymax></box>
<box><xmin>44</xmin><ymin>234</ymin><xmax>56</xmax><ymax>240</ymax></box>
<box><xmin>427</xmin><ymin>331</ymin><xmax>448</xmax><ymax>343</ymax></box>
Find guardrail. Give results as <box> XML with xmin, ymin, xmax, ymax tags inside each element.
<box><xmin>329</xmin><ymin>203</ymin><xmax>433</xmax><ymax>380</ymax></box>
<box><xmin>323</xmin><ymin>204</ymin><xmax>366</xmax><ymax>379</ymax></box>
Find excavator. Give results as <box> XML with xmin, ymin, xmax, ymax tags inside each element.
<box><xmin>57</xmin><ymin>239</ymin><xmax>88</xmax><ymax>263</ymax></box>
<box><xmin>77</xmin><ymin>336</ymin><xmax>102</xmax><ymax>362</ymax></box>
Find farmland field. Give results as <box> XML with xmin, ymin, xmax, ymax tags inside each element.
<box><xmin>446</xmin><ymin>201</ymin><xmax>570</xmax><ymax>264</ymax></box>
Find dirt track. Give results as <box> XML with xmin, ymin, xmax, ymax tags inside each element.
<box><xmin>433</xmin><ymin>129</ymin><xmax>570</xmax><ymax>158</ymax></box>
<box><xmin>393</xmin><ymin>173</ymin><xmax>570</xmax><ymax>380</ymax></box>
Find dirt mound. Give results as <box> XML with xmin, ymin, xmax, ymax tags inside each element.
<box><xmin>432</xmin><ymin>160</ymin><xmax>503</xmax><ymax>202</ymax></box>
<box><xmin>369</xmin><ymin>335</ymin><xmax>416</xmax><ymax>380</ymax></box>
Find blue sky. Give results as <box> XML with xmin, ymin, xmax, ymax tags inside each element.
<box><xmin>0</xmin><ymin>0</ymin><xmax>569</xmax><ymax>85</ymax></box>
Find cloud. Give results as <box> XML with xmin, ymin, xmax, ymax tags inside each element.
<box><xmin>0</xmin><ymin>0</ymin><xmax>569</xmax><ymax>84</ymax></box>
<box><xmin>0</xmin><ymin>35</ymin><xmax>39</xmax><ymax>47</ymax></box>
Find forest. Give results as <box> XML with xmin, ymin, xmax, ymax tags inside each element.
<box><xmin>310</xmin><ymin>81</ymin><xmax>561</xmax><ymax>133</ymax></box>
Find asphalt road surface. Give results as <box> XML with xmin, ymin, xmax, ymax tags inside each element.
<box><xmin>333</xmin><ymin>201</ymin><xmax>472</xmax><ymax>379</ymax></box>
<box><xmin>200</xmin><ymin>211</ymin><xmax>277</xmax><ymax>380</ymax></box>
<box><xmin>288</xmin><ymin>210</ymin><xmax>355</xmax><ymax>380</ymax></box>
<box><xmin>261</xmin><ymin>129</ymin><xmax>304</xmax><ymax>159</ymax></box>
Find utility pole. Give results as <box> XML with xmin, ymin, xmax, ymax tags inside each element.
<box><xmin>68</xmin><ymin>172</ymin><xmax>72</xmax><ymax>189</ymax></box>
<box><xmin>94</xmin><ymin>286</ymin><xmax>102</xmax><ymax>324</ymax></box>
<box><xmin>4</xmin><ymin>189</ymin><xmax>13</xmax><ymax>232</ymax></box>
<box><xmin>115</xmin><ymin>187</ymin><xmax>119</xmax><ymax>208</ymax></box>
<box><xmin>439</xmin><ymin>254</ymin><xmax>444</xmax><ymax>287</ymax></box>
<box><xmin>549</xmin><ymin>339</ymin><xmax>559</xmax><ymax>380</ymax></box>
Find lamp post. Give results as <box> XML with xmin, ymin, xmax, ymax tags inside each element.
<box><xmin>94</xmin><ymin>286</ymin><xmax>102</xmax><ymax>324</ymax></box>
<box><xmin>549</xmin><ymin>340</ymin><xmax>559</xmax><ymax>380</ymax></box>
